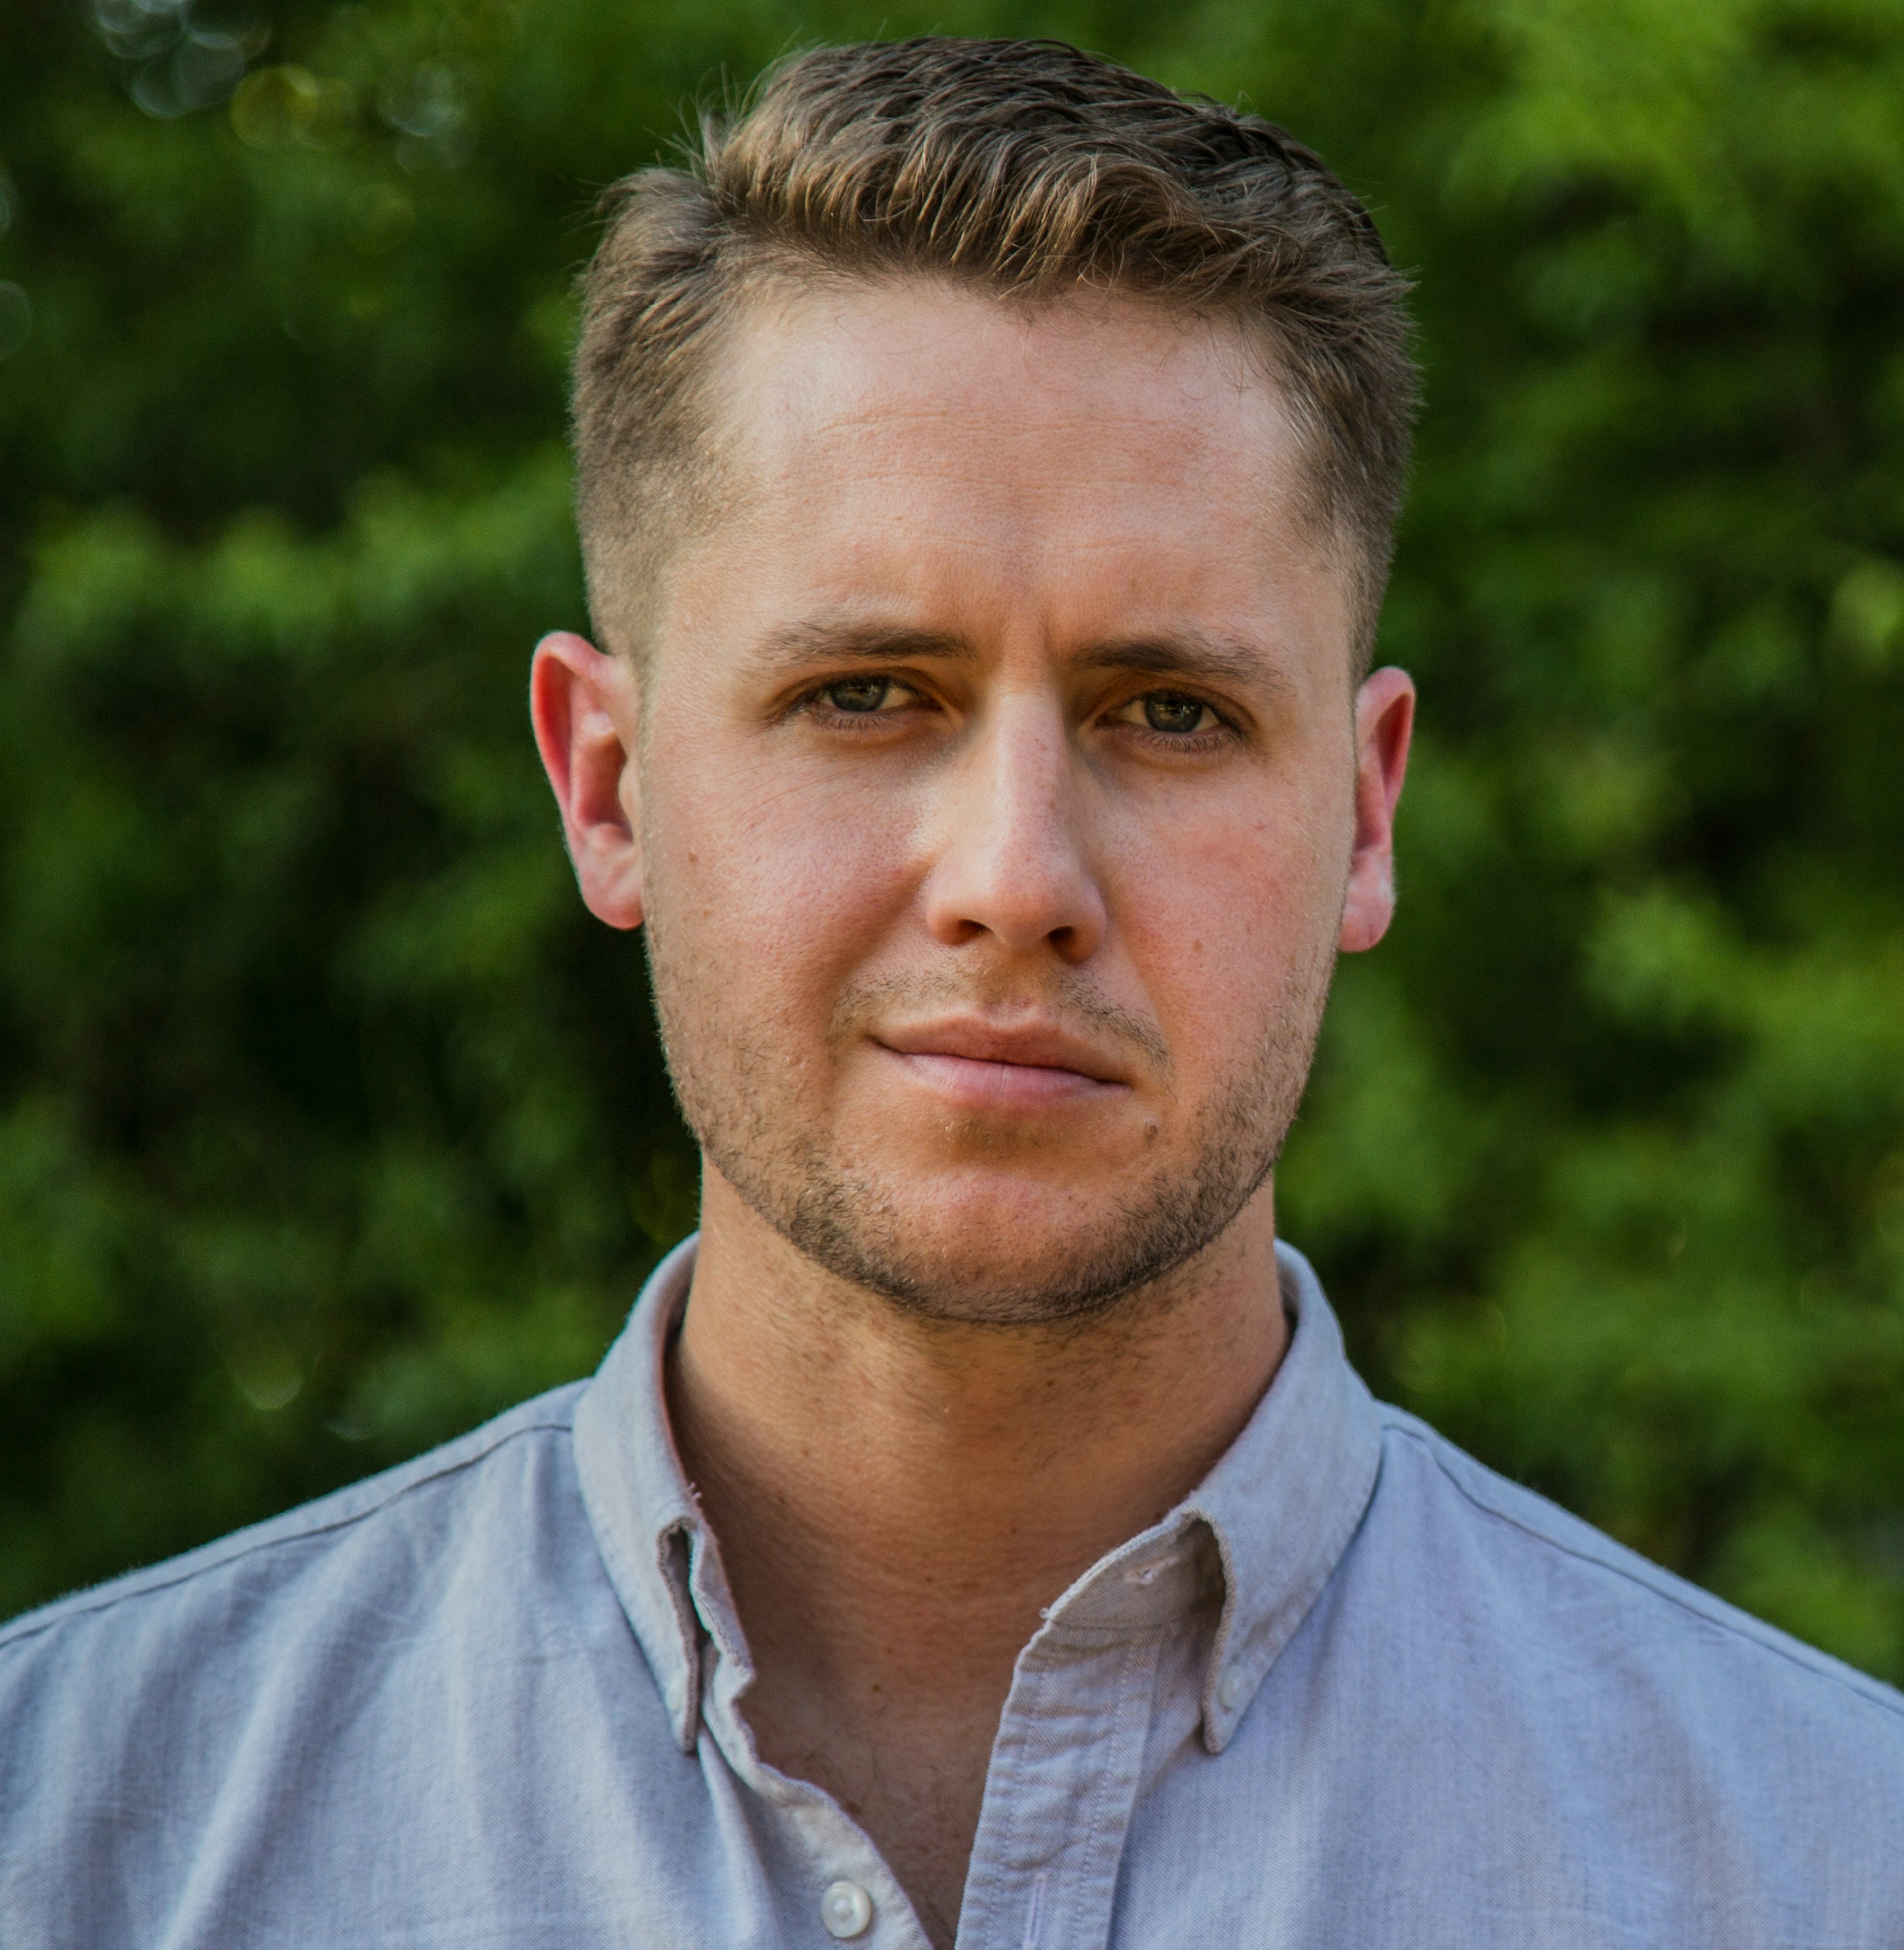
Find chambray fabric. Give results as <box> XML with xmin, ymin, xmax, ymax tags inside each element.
<box><xmin>4</xmin><ymin>1237</ymin><xmax>1903</xmax><ymax>1950</ymax></box>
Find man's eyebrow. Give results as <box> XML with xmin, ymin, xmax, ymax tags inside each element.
<box><xmin>1072</xmin><ymin>632</ymin><xmax>1291</xmax><ymax>692</ymax></box>
<box><xmin>747</xmin><ymin>619</ymin><xmax>1294</xmax><ymax>695</ymax></box>
<box><xmin>747</xmin><ymin>620</ymin><xmax>977</xmax><ymax>671</ymax></box>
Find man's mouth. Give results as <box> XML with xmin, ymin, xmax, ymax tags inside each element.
<box><xmin>871</xmin><ymin>1017</ymin><xmax>1134</xmax><ymax>1108</ymax></box>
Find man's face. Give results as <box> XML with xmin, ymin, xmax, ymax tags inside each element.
<box><xmin>544</xmin><ymin>280</ymin><xmax>1411</xmax><ymax>1324</ymax></box>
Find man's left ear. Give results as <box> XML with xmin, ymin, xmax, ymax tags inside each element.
<box><xmin>529</xmin><ymin>630</ymin><xmax>646</xmax><ymax>930</ymax></box>
<box><xmin>1338</xmin><ymin>666</ymin><xmax>1415</xmax><ymax>954</ymax></box>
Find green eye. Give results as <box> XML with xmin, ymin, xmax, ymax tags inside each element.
<box><xmin>822</xmin><ymin>677</ymin><xmax>893</xmax><ymax>713</ymax></box>
<box><xmin>1141</xmin><ymin>692</ymin><xmax>1211</xmax><ymax>734</ymax></box>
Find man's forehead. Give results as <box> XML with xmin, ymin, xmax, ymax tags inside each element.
<box><xmin>716</xmin><ymin>275</ymin><xmax>1305</xmax><ymax>489</ymax></box>
<box><xmin>650</xmin><ymin>276</ymin><xmax>1353</xmax><ymax>683</ymax></box>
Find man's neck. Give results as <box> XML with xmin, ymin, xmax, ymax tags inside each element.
<box><xmin>664</xmin><ymin>1170</ymin><xmax>1290</xmax><ymax>1949</ymax></box>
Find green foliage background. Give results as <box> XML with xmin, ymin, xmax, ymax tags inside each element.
<box><xmin>3</xmin><ymin>0</ymin><xmax>1902</xmax><ymax>1673</ymax></box>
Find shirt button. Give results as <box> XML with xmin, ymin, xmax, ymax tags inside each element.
<box><xmin>1218</xmin><ymin>1663</ymin><xmax>1247</xmax><ymax>1711</ymax></box>
<box><xmin>822</xmin><ymin>1879</ymin><xmax>874</xmax><ymax>1939</ymax></box>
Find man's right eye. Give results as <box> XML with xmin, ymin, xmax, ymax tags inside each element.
<box><xmin>821</xmin><ymin>677</ymin><xmax>895</xmax><ymax>713</ymax></box>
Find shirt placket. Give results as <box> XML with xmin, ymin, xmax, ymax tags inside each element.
<box><xmin>952</xmin><ymin>1614</ymin><xmax>1170</xmax><ymax>1950</ymax></box>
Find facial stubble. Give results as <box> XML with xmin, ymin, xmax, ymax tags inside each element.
<box><xmin>645</xmin><ymin>903</ymin><xmax>1338</xmax><ymax>1328</ymax></box>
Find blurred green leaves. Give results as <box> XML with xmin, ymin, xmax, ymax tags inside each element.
<box><xmin>2</xmin><ymin>0</ymin><xmax>1902</xmax><ymax>1675</ymax></box>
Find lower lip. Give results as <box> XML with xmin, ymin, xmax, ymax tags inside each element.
<box><xmin>883</xmin><ymin>1049</ymin><xmax>1125</xmax><ymax>1111</ymax></box>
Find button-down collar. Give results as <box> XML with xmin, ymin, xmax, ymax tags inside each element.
<box><xmin>573</xmin><ymin>1233</ymin><xmax>1384</xmax><ymax>1755</ymax></box>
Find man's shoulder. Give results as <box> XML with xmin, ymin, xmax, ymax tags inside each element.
<box><xmin>1370</xmin><ymin>1402</ymin><xmax>1904</xmax><ymax>1745</ymax></box>
<box><xmin>0</xmin><ymin>1376</ymin><xmax>695</xmax><ymax>1944</ymax></box>
<box><xmin>0</xmin><ymin>1381</ymin><xmax>589</xmax><ymax>1676</ymax></box>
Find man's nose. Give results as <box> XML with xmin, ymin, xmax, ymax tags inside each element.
<box><xmin>919</xmin><ymin>694</ymin><xmax>1108</xmax><ymax>962</ymax></box>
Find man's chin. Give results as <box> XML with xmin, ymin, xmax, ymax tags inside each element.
<box><xmin>774</xmin><ymin>1165</ymin><xmax>1257</xmax><ymax>1329</ymax></box>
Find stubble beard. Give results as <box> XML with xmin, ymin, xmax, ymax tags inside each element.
<box><xmin>646</xmin><ymin>917</ymin><xmax>1337</xmax><ymax>1329</ymax></box>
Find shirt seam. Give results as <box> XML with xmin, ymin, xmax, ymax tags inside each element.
<box><xmin>0</xmin><ymin>1408</ymin><xmax>581</xmax><ymax>1654</ymax></box>
<box><xmin>1383</xmin><ymin>1412</ymin><xmax>1904</xmax><ymax>1727</ymax></box>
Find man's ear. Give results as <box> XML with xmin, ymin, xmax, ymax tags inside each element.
<box><xmin>1339</xmin><ymin>665</ymin><xmax>1415</xmax><ymax>954</ymax></box>
<box><xmin>530</xmin><ymin>630</ymin><xmax>646</xmax><ymax>930</ymax></box>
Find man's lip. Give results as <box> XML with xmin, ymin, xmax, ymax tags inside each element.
<box><xmin>872</xmin><ymin>1018</ymin><xmax>1133</xmax><ymax>1086</ymax></box>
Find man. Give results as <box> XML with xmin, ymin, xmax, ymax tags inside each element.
<box><xmin>2</xmin><ymin>36</ymin><xmax>1901</xmax><ymax>1950</ymax></box>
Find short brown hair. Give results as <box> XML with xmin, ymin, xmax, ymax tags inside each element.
<box><xmin>573</xmin><ymin>37</ymin><xmax>1417</xmax><ymax>668</ymax></box>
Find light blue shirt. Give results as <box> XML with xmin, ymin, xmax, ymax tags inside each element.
<box><xmin>4</xmin><ymin>1237</ymin><xmax>1903</xmax><ymax>1948</ymax></box>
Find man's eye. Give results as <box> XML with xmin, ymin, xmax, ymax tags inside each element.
<box><xmin>820</xmin><ymin>677</ymin><xmax>898</xmax><ymax>714</ymax></box>
<box><xmin>1130</xmin><ymin>691</ymin><xmax>1216</xmax><ymax>735</ymax></box>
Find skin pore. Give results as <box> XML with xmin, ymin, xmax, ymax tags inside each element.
<box><xmin>531</xmin><ymin>280</ymin><xmax>1412</xmax><ymax>1948</ymax></box>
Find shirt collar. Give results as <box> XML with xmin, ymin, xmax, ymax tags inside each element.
<box><xmin>571</xmin><ymin>1235</ymin><xmax>710</xmax><ymax>1752</ymax></box>
<box><xmin>1178</xmin><ymin>1239</ymin><xmax>1385</xmax><ymax>1750</ymax></box>
<box><xmin>573</xmin><ymin>1234</ymin><xmax>1383</xmax><ymax>1755</ymax></box>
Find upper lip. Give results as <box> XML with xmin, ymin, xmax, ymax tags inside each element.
<box><xmin>874</xmin><ymin>1016</ymin><xmax>1133</xmax><ymax>1084</ymax></box>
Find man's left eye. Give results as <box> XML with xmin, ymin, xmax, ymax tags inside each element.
<box><xmin>820</xmin><ymin>677</ymin><xmax>900</xmax><ymax>713</ymax></box>
<box><xmin>1117</xmin><ymin>691</ymin><xmax>1217</xmax><ymax>735</ymax></box>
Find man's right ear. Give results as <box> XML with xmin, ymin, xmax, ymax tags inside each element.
<box><xmin>529</xmin><ymin>630</ymin><xmax>646</xmax><ymax>930</ymax></box>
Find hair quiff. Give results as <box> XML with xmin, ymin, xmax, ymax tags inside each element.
<box><xmin>573</xmin><ymin>37</ymin><xmax>1418</xmax><ymax>665</ymax></box>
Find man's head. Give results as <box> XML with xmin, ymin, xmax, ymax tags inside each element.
<box><xmin>534</xmin><ymin>39</ymin><xmax>1417</xmax><ymax>1326</ymax></box>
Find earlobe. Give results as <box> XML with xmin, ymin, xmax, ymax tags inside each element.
<box><xmin>1338</xmin><ymin>666</ymin><xmax>1415</xmax><ymax>955</ymax></box>
<box><xmin>529</xmin><ymin>630</ymin><xmax>647</xmax><ymax>931</ymax></box>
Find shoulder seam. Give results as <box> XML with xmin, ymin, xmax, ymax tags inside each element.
<box><xmin>1380</xmin><ymin>1412</ymin><xmax>1904</xmax><ymax>1727</ymax></box>
<box><xmin>0</xmin><ymin>1406</ymin><xmax>580</xmax><ymax>1653</ymax></box>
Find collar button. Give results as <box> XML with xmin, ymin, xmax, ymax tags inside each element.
<box><xmin>822</xmin><ymin>1879</ymin><xmax>874</xmax><ymax>1939</ymax></box>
